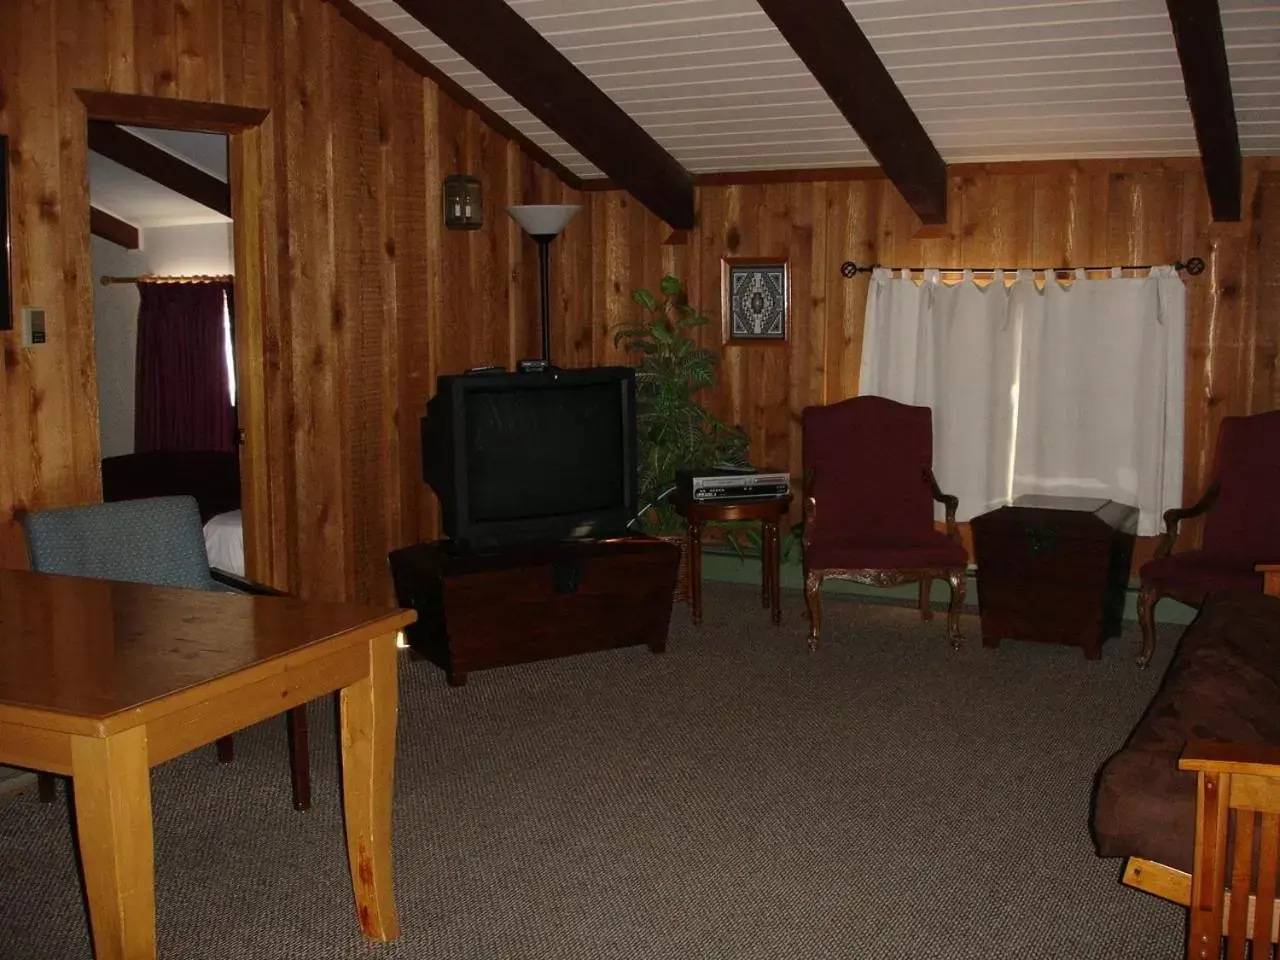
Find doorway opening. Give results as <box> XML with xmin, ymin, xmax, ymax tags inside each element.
<box><xmin>88</xmin><ymin>123</ymin><xmax>245</xmax><ymax>573</ymax></box>
<box><xmin>76</xmin><ymin>89</ymin><xmax>273</xmax><ymax>585</ymax></box>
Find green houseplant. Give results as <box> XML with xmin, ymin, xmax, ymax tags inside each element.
<box><xmin>613</xmin><ymin>275</ymin><xmax>749</xmax><ymax>536</ymax></box>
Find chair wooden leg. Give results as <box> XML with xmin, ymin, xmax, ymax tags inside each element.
<box><xmin>287</xmin><ymin>705</ymin><xmax>311</xmax><ymax>812</ymax></box>
<box><xmin>919</xmin><ymin>578</ymin><xmax>933</xmax><ymax>620</ymax></box>
<box><xmin>946</xmin><ymin>568</ymin><xmax>966</xmax><ymax>650</ymax></box>
<box><xmin>215</xmin><ymin>736</ymin><xmax>234</xmax><ymax>764</ymax></box>
<box><xmin>1137</xmin><ymin>585</ymin><xmax>1159</xmax><ymax>669</ymax></box>
<box><xmin>804</xmin><ymin>570</ymin><xmax>823</xmax><ymax>651</ymax></box>
<box><xmin>37</xmin><ymin>772</ymin><xmax>56</xmax><ymax>803</ymax></box>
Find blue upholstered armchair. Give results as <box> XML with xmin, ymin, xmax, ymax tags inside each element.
<box><xmin>20</xmin><ymin>496</ymin><xmax>311</xmax><ymax>810</ymax></box>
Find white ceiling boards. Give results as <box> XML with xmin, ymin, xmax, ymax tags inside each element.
<box><xmin>351</xmin><ymin>0</ymin><xmax>1278</xmax><ymax>181</ymax></box>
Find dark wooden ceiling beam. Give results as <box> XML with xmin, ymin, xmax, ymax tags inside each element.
<box><xmin>1166</xmin><ymin>0</ymin><xmax>1242</xmax><ymax>222</ymax></box>
<box><xmin>90</xmin><ymin>206</ymin><xmax>140</xmax><ymax>250</ymax></box>
<box><xmin>755</xmin><ymin>0</ymin><xmax>948</xmax><ymax>225</ymax></box>
<box><xmin>391</xmin><ymin>0</ymin><xmax>694</xmax><ymax>230</ymax></box>
<box><xmin>87</xmin><ymin>121</ymin><xmax>231</xmax><ymax>218</ymax></box>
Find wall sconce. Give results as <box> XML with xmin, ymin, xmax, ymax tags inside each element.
<box><xmin>443</xmin><ymin>174</ymin><xmax>483</xmax><ymax>230</ymax></box>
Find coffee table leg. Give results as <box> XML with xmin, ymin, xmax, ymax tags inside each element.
<box><xmin>340</xmin><ymin>632</ymin><xmax>401</xmax><ymax>942</ymax></box>
<box><xmin>689</xmin><ymin>519</ymin><xmax>703</xmax><ymax>625</ymax></box>
<box><xmin>70</xmin><ymin>726</ymin><xmax>156</xmax><ymax>960</ymax></box>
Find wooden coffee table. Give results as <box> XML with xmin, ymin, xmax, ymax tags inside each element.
<box><xmin>0</xmin><ymin>570</ymin><xmax>415</xmax><ymax>960</ymax></box>
<box><xmin>673</xmin><ymin>494</ymin><xmax>792</xmax><ymax>626</ymax></box>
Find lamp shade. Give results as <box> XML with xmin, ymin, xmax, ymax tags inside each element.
<box><xmin>506</xmin><ymin>204</ymin><xmax>582</xmax><ymax>238</ymax></box>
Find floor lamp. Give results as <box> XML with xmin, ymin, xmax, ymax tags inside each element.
<box><xmin>506</xmin><ymin>204</ymin><xmax>581</xmax><ymax>366</ymax></box>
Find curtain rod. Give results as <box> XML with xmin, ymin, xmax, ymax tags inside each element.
<box><xmin>100</xmin><ymin>274</ymin><xmax>234</xmax><ymax>286</ymax></box>
<box><xmin>839</xmin><ymin>256</ymin><xmax>1205</xmax><ymax>279</ymax></box>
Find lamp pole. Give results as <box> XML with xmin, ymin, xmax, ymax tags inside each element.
<box><xmin>505</xmin><ymin>205</ymin><xmax>582</xmax><ymax>369</ymax></box>
<box><xmin>533</xmin><ymin>234</ymin><xmax>553</xmax><ymax>364</ymax></box>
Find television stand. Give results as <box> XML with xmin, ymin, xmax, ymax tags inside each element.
<box><xmin>388</xmin><ymin>537</ymin><xmax>680</xmax><ymax>685</ymax></box>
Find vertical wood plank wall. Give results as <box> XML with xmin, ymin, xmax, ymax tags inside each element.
<box><xmin>0</xmin><ymin>0</ymin><xmax>583</xmax><ymax>602</ymax></box>
<box><xmin>580</xmin><ymin>160</ymin><xmax>1280</xmax><ymax>563</ymax></box>
<box><xmin>2</xmin><ymin>0</ymin><xmax>1277</xmax><ymax>601</ymax></box>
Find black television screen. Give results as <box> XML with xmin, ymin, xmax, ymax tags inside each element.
<box><xmin>422</xmin><ymin>367</ymin><xmax>637</xmax><ymax>550</ymax></box>
<box><xmin>465</xmin><ymin>382</ymin><xmax>625</xmax><ymax>523</ymax></box>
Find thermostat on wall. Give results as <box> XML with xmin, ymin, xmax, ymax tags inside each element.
<box><xmin>21</xmin><ymin>307</ymin><xmax>46</xmax><ymax>347</ymax></box>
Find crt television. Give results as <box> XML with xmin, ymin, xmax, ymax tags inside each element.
<box><xmin>421</xmin><ymin>366</ymin><xmax>638</xmax><ymax>551</ymax></box>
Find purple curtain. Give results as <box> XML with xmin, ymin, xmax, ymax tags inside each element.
<box><xmin>134</xmin><ymin>282</ymin><xmax>236</xmax><ymax>453</ymax></box>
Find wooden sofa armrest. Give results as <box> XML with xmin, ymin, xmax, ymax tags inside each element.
<box><xmin>1126</xmin><ymin>744</ymin><xmax>1280</xmax><ymax>916</ymax></box>
<box><xmin>211</xmin><ymin>567</ymin><xmax>288</xmax><ymax>597</ymax></box>
<box><xmin>1257</xmin><ymin>564</ymin><xmax>1280</xmax><ymax>598</ymax></box>
<box><xmin>1176</xmin><ymin>739</ymin><xmax>1280</xmax><ymax>952</ymax></box>
<box><xmin>1180</xmin><ymin>739</ymin><xmax>1280</xmax><ymax>776</ymax></box>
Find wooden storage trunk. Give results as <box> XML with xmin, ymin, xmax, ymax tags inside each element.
<box><xmin>970</xmin><ymin>495</ymin><xmax>1137</xmax><ymax>659</ymax></box>
<box><xmin>389</xmin><ymin>537</ymin><xmax>680</xmax><ymax>685</ymax></box>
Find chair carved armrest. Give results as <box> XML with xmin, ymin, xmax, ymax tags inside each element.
<box><xmin>1156</xmin><ymin>482</ymin><xmax>1220</xmax><ymax>560</ymax></box>
<box><xmin>802</xmin><ymin>467</ymin><xmax>817</xmax><ymax>550</ymax></box>
<box><xmin>211</xmin><ymin>567</ymin><xmax>288</xmax><ymax>597</ymax></box>
<box><xmin>924</xmin><ymin>469</ymin><xmax>961</xmax><ymax>543</ymax></box>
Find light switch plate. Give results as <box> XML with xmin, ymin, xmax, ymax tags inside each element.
<box><xmin>21</xmin><ymin>307</ymin><xmax>46</xmax><ymax>347</ymax></box>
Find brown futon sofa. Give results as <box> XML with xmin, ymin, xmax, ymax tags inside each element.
<box><xmin>1093</xmin><ymin>568</ymin><xmax>1280</xmax><ymax>956</ymax></box>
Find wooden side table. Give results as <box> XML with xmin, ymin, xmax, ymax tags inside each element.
<box><xmin>673</xmin><ymin>494</ymin><xmax>792</xmax><ymax>626</ymax></box>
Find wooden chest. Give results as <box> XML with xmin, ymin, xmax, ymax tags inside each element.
<box><xmin>970</xmin><ymin>495</ymin><xmax>1138</xmax><ymax>659</ymax></box>
<box><xmin>388</xmin><ymin>537</ymin><xmax>679</xmax><ymax>685</ymax></box>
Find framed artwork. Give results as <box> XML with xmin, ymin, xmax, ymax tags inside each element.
<box><xmin>0</xmin><ymin>135</ymin><xmax>10</xmax><ymax>331</ymax></box>
<box><xmin>722</xmin><ymin>257</ymin><xmax>789</xmax><ymax>343</ymax></box>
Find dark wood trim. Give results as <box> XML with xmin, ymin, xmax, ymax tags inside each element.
<box><xmin>88</xmin><ymin>121</ymin><xmax>230</xmax><ymax>218</ymax></box>
<box><xmin>320</xmin><ymin>0</ymin><xmax>584</xmax><ymax>190</ymax></box>
<box><xmin>392</xmin><ymin>0</ymin><xmax>694</xmax><ymax>229</ymax></box>
<box><xmin>1165</xmin><ymin>0</ymin><xmax>1242</xmax><ymax>222</ymax></box>
<box><xmin>755</xmin><ymin>0</ymin><xmax>947</xmax><ymax>224</ymax></box>
<box><xmin>89</xmin><ymin>206</ymin><xmax>139</xmax><ymax>250</ymax></box>
<box><xmin>694</xmin><ymin>166</ymin><xmax>886</xmax><ymax>188</ymax></box>
<box><xmin>75</xmin><ymin>89</ymin><xmax>267</xmax><ymax>133</ymax></box>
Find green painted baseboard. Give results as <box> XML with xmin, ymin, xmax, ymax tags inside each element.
<box><xmin>699</xmin><ymin>549</ymin><xmax>1198</xmax><ymax>626</ymax></box>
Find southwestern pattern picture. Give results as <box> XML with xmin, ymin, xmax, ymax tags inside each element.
<box><xmin>723</xmin><ymin>257</ymin><xmax>789</xmax><ymax>343</ymax></box>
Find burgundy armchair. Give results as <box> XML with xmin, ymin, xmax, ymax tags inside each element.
<box><xmin>1137</xmin><ymin>410</ymin><xmax>1280</xmax><ymax>667</ymax></box>
<box><xmin>800</xmin><ymin>395</ymin><xmax>967</xmax><ymax>650</ymax></box>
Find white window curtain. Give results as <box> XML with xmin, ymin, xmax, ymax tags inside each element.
<box><xmin>859</xmin><ymin>268</ymin><xmax>1018</xmax><ymax>522</ymax></box>
<box><xmin>858</xmin><ymin>266</ymin><xmax>1185</xmax><ymax>535</ymax></box>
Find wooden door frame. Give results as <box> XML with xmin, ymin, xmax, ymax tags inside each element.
<box><xmin>74</xmin><ymin>90</ymin><xmax>276</xmax><ymax>587</ymax></box>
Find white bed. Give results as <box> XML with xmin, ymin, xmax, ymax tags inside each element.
<box><xmin>203</xmin><ymin>509</ymin><xmax>245</xmax><ymax>577</ymax></box>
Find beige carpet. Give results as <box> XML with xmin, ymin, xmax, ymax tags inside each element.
<box><xmin>0</xmin><ymin>583</ymin><xmax>1186</xmax><ymax>959</ymax></box>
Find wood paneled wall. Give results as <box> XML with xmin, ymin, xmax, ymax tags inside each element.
<box><xmin>3</xmin><ymin>0</ymin><xmax>1277</xmax><ymax>602</ymax></box>
<box><xmin>0</xmin><ymin>0</ymin><xmax>584</xmax><ymax>602</ymax></box>
<box><xmin>579</xmin><ymin>159</ymin><xmax>1280</xmax><ymax>560</ymax></box>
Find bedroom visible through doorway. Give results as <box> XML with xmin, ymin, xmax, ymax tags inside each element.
<box><xmin>88</xmin><ymin>124</ymin><xmax>247</xmax><ymax>578</ymax></box>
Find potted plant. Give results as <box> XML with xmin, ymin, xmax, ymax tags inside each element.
<box><xmin>613</xmin><ymin>275</ymin><xmax>749</xmax><ymax>541</ymax></box>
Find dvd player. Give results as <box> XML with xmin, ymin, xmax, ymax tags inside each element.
<box><xmin>676</xmin><ymin>467</ymin><xmax>791</xmax><ymax>503</ymax></box>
